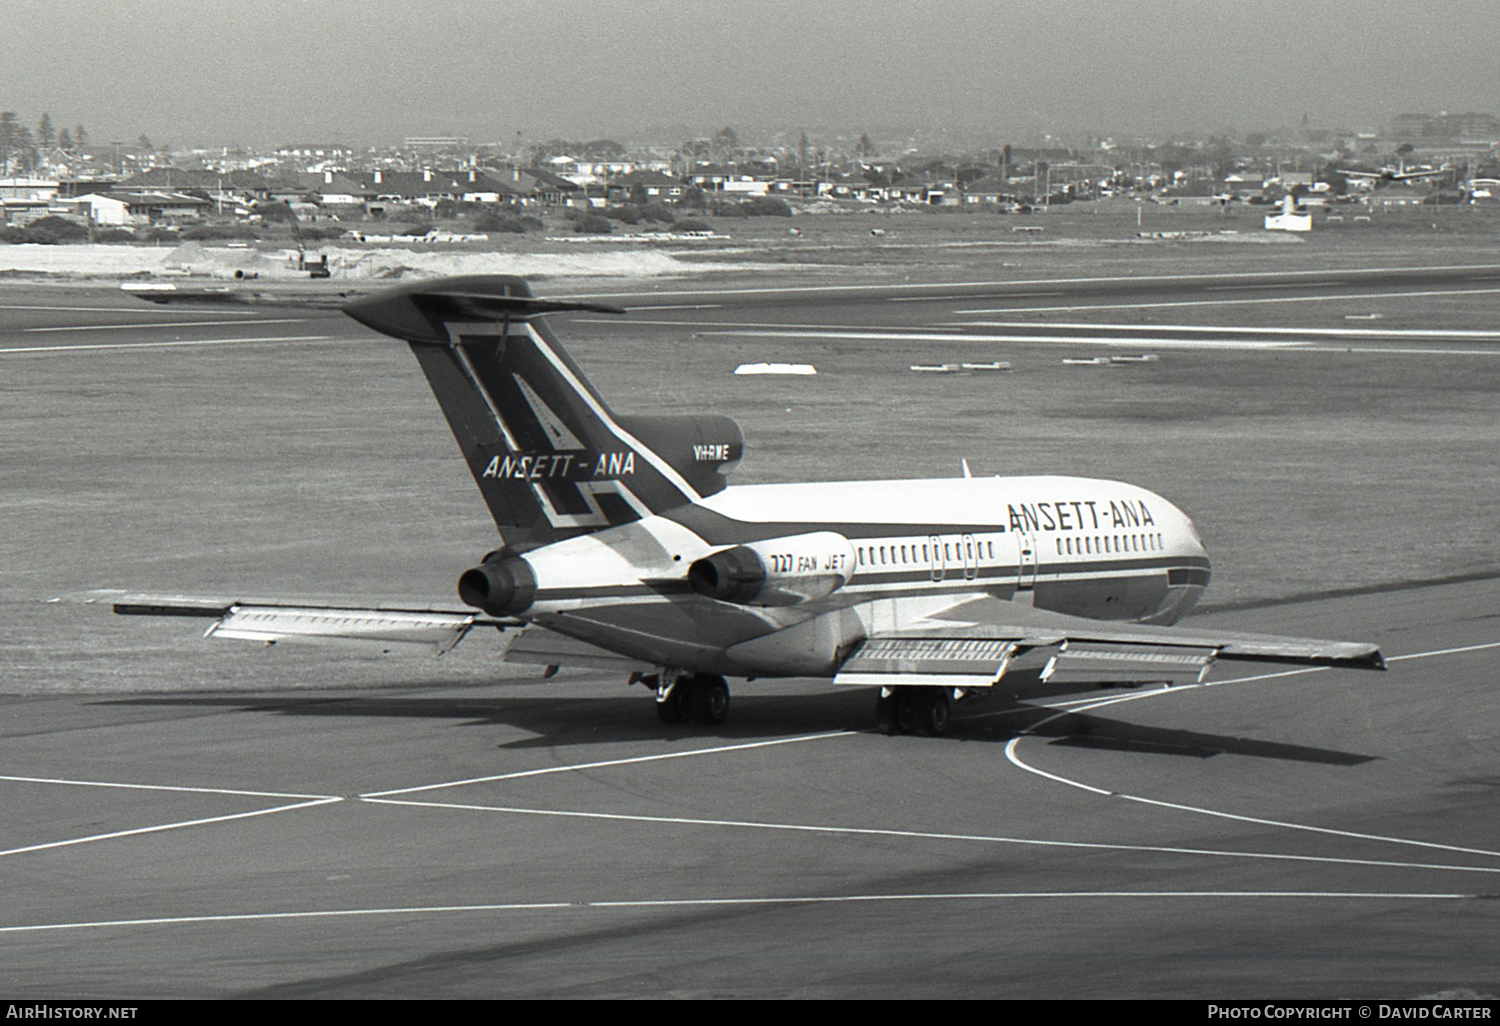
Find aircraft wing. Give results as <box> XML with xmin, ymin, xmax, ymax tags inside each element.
<box><xmin>833</xmin><ymin>597</ymin><xmax>1384</xmax><ymax>689</ymax></box>
<box><xmin>107</xmin><ymin>593</ymin><xmax>520</xmax><ymax>655</ymax></box>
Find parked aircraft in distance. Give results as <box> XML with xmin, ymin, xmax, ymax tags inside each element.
<box><xmin>1336</xmin><ymin>160</ymin><xmax>1450</xmax><ymax>184</ymax></box>
<box><xmin>114</xmin><ymin>276</ymin><xmax>1383</xmax><ymax>736</ymax></box>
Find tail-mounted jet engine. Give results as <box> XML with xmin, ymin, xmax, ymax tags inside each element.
<box><xmin>688</xmin><ymin>531</ymin><xmax>857</xmax><ymax>607</ymax></box>
<box><xmin>458</xmin><ymin>555</ymin><xmax>537</xmax><ymax>617</ymax></box>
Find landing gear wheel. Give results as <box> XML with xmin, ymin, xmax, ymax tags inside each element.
<box><xmin>895</xmin><ymin>688</ymin><xmax>918</xmax><ymax>735</ymax></box>
<box><xmin>651</xmin><ymin>676</ymin><xmax>692</xmax><ymax>724</ymax></box>
<box><xmin>688</xmin><ymin>675</ymin><xmax>731</xmax><ymax>725</ymax></box>
<box><xmin>917</xmin><ymin>689</ymin><xmax>952</xmax><ymax>737</ymax></box>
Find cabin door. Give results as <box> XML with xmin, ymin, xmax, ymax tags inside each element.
<box><xmin>1015</xmin><ymin>526</ymin><xmax>1038</xmax><ymax>590</ymax></box>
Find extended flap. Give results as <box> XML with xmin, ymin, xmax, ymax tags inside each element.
<box><xmin>834</xmin><ymin>637</ymin><xmax>1017</xmax><ymax>688</ymax></box>
<box><xmin>1040</xmin><ymin>642</ymin><xmax>1217</xmax><ymax>686</ymax></box>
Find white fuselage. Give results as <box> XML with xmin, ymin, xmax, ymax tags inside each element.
<box><xmin>512</xmin><ymin>475</ymin><xmax>1211</xmax><ymax>678</ymax></box>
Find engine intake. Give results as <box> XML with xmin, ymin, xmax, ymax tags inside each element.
<box><xmin>688</xmin><ymin>531</ymin><xmax>856</xmax><ymax>607</ymax></box>
<box><xmin>457</xmin><ymin>556</ymin><xmax>537</xmax><ymax>616</ymax></box>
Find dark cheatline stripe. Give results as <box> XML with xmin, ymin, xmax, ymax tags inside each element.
<box><xmin>664</xmin><ymin>505</ymin><xmax>1012</xmax><ymax>544</ymax></box>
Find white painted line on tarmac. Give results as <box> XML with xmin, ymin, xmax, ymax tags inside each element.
<box><xmin>1206</xmin><ymin>281</ymin><xmax>1347</xmax><ymax>291</ymax></box>
<box><xmin>1386</xmin><ymin>641</ymin><xmax>1500</xmax><ymax>662</ymax></box>
<box><xmin>951</xmin><ymin>319</ymin><xmax>1500</xmax><ymax>340</ymax></box>
<box><xmin>0</xmin><ymin>890</ymin><xmax>1472</xmax><ymax>935</ymax></box>
<box><xmin>569</xmin><ymin>263</ymin><xmax>1500</xmax><ymax>301</ymax></box>
<box><xmin>1001</xmin><ymin>639</ymin><xmax>1500</xmax><ymax>861</ymax></box>
<box><xmin>360</xmin><ymin>796</ymin><xmax>1500</xmax><ymax>875</ymax></box>
<box><xmin>1003</xmin><ymin>739</ymin><xmax>1500</xmax><ymax>862</ymax></box>
<box><xmin>0</xmin><ymin>774</ymin><xmax>337</xmax><ymax>801</ymax></box>
<box><xmin>1303</xmin><ymin>346</ymin><xmax>1500</xmax><ymax>357</ymax></box>
<box><xmin>1024</xmin><ymin>638</ymin><xmax>1500</xmax><ymax>726</ymax></box>
<box><xmin>951</xmin><ymin>285</ymin><xmax>1500</xmax><ymax>316</ymax></box>
<box><xmin>699</xmin><ymin>329</ymin><xmax>1308</xmax><ymax>350</ymax></box>
<box><xmin>0</xmin><ymin>304</ymin><xmax>254</xmax><ymax>314</ymax></box>
<box><xmin>360</xmin><ymin>730</ymin><xmax>855</xmax><ymax>798</ymax></box>
<box><xmin>0</xmin><ymin>797</ymin><xmax>342</xmax><ymax>859</ymax></box>
<box><xmin>0</xmin><ymin>334</ymin><xmax>335</xmax><ymax>355</ymax></box>
<box><xmin>572</xmin><ymin>317</ymin><xmax>966</xmax><ymax>332</ymax></box>
<box><xmin>25</xmin><ymin>318</ymin><xmax>309</xmax><ymax>333</ymax></box>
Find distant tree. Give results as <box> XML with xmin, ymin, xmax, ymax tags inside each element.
<box><xmin>574</xmin><ymin>213</ymin><xmax>612</xmax><ymax>234</ymax></box>
<box><xmin>57</xmin><ymin>127</ymin><xmax>73</xmax><ymax>152</ymax></box>
<box><xmin>581</xmin><ymin>139</ymin><xmax>624</xmax><ymax>160</ymax></box>
<box><xmin>74</xmin><ymin>124</ymin><xmax>87</xmax><ymax>151</ymax></box>
<box><xmin>797</xmin><ymin>131</ymin><xmax>809</xmax><ymax>169</ymax></box>
<box><xmin>254</xmin><ymin>200</ymin><xmax>297</xmax><ymax>224</ymax></box>
<box><xmin>857</xmin><ymin>133</ymin><xmax>875</xmax><ymax>158</ymax></box>
<box><xmin>36</xmin><ymin>113</ymin><xmax>54</xmax><ymax>151</ymax></box>
<box><xmin>1395</xmin><ymin>142</ymin><xmax>1416</xmax><ymax>158</ymax></box>
<box><xmin>740</xmin><ymin>196</ymin><xmax>792</xmax><ymax>217</ymax></box>
<box><xmin>678</xmin><ymin>139</ymin><xmax>710</xmax><ymax>163</ymax></box>
<box><xmin>0</xmin><ymin>111</ymin><xmax>19</xmax><ymax>172</ymax></box>
<box><xmin>137</xmin><ymin>134</ymin><xmax>154</xmax><ymax>152</ymax></box>
<box><xmin>11</xmin><ymin>126</ymin><xmax>36</xmax><ymax>172</ymax></box>
<box><xmin>712</xmin><ymin>126</ymin><xmax>738</xmax><ymax>159</ymax></box>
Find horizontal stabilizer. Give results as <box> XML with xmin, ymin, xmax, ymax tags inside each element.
<box><xmin>344</xmin><ymin>276</ymin><xmax>624</xmax><ymax>345</ymax></box>
<box><xmin>833</xmin><ymin>637</ymin><xmax>1017</xmax><ymax>688</ymax></box>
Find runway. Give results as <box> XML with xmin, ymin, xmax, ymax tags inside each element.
<box><xmin>1</xmin><ymin>269</ymin><xmax>1497</xmax><ymax>997</ymax></box>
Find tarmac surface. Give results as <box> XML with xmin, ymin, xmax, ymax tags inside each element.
<box><xmin>1</xmin><ymin>268</ymin><xmax>1497</xmax><ymax>997</ymax></box>
<box><xmin>0</xmin><ymin>580</ymin><xmax>1497</xmax><ymax>998</ymax></box>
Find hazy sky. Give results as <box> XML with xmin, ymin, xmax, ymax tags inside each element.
<box><xmin>3</xmin><ymin>0</ymin><xmax>1499</xmax><ymax>147</ymax></box>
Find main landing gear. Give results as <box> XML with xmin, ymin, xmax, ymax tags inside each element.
<box><xmin>874</xmin><ymin>686</ymin><xmax>953</xmax><ymax>737</ymax></box>
<box><xmin>637</xmin><ymin>670</ymin><xmax>731</xmax><ymax>727</ymax></box>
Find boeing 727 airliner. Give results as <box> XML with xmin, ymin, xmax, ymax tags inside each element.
<box><xmin>115</xmin><ymin>276</ymin><xmax>1383</xmax><ymax>735</ymax></box>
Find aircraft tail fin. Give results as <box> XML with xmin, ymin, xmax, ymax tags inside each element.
<box><xmin>344</xmin><ymin>276</ymin><xmax>738</xmax><ymax>548</ymax></box>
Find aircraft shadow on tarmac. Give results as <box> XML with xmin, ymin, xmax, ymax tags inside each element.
<box><xmin>94</xmin><ymin>688</ymin><xmax>1376</xmax><ymax>765</ymax></box>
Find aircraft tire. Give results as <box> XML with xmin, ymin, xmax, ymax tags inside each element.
<box><xmin>895</xmin><ymin>688</ymin><xmax>918</xmax><ymax>735</ymax></box>
<box><xmin>654</xmin><ymin>680</ymin><xmax>692</xmax><ymax>724</ymax></box>
<box><xmin>918</xmin><ymin>689</ymin><xmax>952</xmax><ymax>737</ymax></box>
<box><xmin>874</xmin><ymin>692</ymin><xmax>898</xmax><ymax>735</ymax></box>
<box><xmin>689</xmin><ymin>675</ymin><xmax>731</xmax><ymax>726</ymax></box>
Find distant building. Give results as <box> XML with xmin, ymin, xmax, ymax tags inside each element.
<box><xmin>609</xmin><ymin>169</ymin><xmax>685</xmax><ymax>203</ymax></box>
<box><xmin>403</xmin><ymin>136</ymin><xmax>470</xmax><ymax>152</ymax></box>
<box><xmin>0</xmin><ymin>177</ymin><xmax>60</xmax><ymax>203</ymax></box>
<box><xmin>275</xmin><ymin>144</ymin><xmax>355</xmax><ymax>162</ymax></box>
<box><xmin>68</xmin><ymin>191</ymin><xmax>208</xmax><ymax>225</ymax></box>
